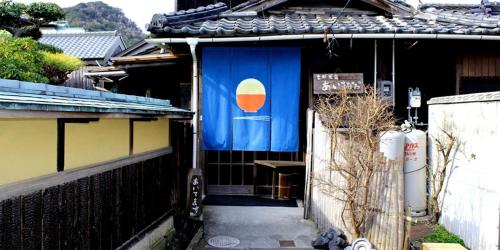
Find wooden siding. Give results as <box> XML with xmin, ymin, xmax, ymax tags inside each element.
<box><xmin>0</xmin><ymin>152</ymin><xmax>176</xmax><ymax>250</ymax></box>
<box><xmin>63</xmin><ymin>67</ymin><xmax>103</xmax><ymax>90</ymax></box>
<box><xmin>458</xmin><ymin>54</ymin><xmax>500</xmax><ymax>77</ymax></box>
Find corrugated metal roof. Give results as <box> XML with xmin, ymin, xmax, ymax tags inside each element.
<box><xmin>0</xmin><ymin>79</ymin><xmax>191</xmax><ymax>116</ymax></box>
<box><xmin>39</xmin><ymin>31</ymin><xmax>124</xmax><ymax>60</ymax></box>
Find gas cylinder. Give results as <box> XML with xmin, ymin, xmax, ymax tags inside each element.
<box><xmin>379</xmin><ymin>130</ymin><xmax>405</xmax><ymax>163</ymax></box>
<box><xmin>404</xmin><ymin>129</ymin><xmax>427</xmax><ymax>216</ymax></box>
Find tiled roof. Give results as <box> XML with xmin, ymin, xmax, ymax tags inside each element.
<box><xmin>149</xmin><ymin>14</ymin><xmax>500</xmax><ymax>36</ymax></box>
<box><xmin>150</xmin><ymin>3</ymin><xmax>227</xmax><ymax>28</ymax></box>
<box><xmin>419</xmin><ymin>4</ymin><xmax>500</xmax><ymax>29</ymax></box>
<box><xmin>0</xmin><ymin>79</ymin><xmax>191</xmax><ymax>116</ymax></box>
<box><xmin>39</xmin><ymin>31</ymin><xmax>125</xmax><ymax>60</ymax></box>
<box><xmin>148</xmin><ymin>2</ymin><xmax>500</xmax><ymax>37</ymax></box>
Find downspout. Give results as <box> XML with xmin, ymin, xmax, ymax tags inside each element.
<box><xmin>374</xmin><ymin>39</ymin><xmax>378</xmax><ymax>95</ymax></box>
<box><xmin>187</xmin><ymin>38</ymin><xmax>199</xmax><ymax>169</ymax></box>
<box><xmin>392</xmin><ymin>39</ymin><xmax>396</xmax><ymax>106</ymax></box>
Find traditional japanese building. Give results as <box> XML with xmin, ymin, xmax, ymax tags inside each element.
<box><xmin>145</xmin><ymin>0</ymin><xmax>500</xmax><ymax>195</ymax></box>
<box><xmin>142</xmin><ymin>1</ymin><xmax>500</xmax><ymax>247</ymax></box>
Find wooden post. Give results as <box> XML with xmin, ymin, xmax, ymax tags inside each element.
<box><xmin>304</xmin><ymin>109</ymin><xmax>314</xmax><ymax>219</ymax></box>
<box><xmin>403</xmin><ymin>207</ymin><xmax>412</xmax><ymax>250</ymax></box>
<box><xmin>455</xmin><ymin>55</ymin><xmax>462</xmax><ymax>95</ymax></box>
<box><xmin>398</xmin><ymin>162</ymin><xmax>405</xmax><ymax>250</ymax></box>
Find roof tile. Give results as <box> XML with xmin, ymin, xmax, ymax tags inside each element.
<box><xmin>149</xmin><ymin>3</ymin><xmax>500</xmax><ymax>37</ymax></box>
<box><xmin>39</xmin><ymin>31</ymin><xmax>122</xmax><ymax>60</ymax></box>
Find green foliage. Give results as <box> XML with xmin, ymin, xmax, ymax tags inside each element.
<box><xmin>26</xmin><ymin>2</ymin><xmax>65</xmax><ymax>24</ymax></box>
<box><xmin>15</xmin><ymin>25</ymin><xmax>42</xmax><ymax>39</ymax></box>
<box><xmin>0</xmin><ymin>35</ymin><xmax>83</xmax><ymax>84</ymax></box>
<box><xmin>36</xmin><ymin>42</ymin><xmax>63</xmax><ymax>53</ymax></box>
<box><xmin>0</xmin><ymin>29</ymin><xmax>12</xmax><ymax>38</ymax></box>
<box><xmin>422</xmin><ymin>225</ymin><xmax>465</xmax><ymax>246</ymax></box>
<box><xmin>42</xmin><ymin>52</ymin><xmax>84</xmax><ymax>84</ymax></box>
<box><xmin>64</xmin><ymin>1</ymin><xmax>145</xmax><ymax>46</ymax></box>
<box><xmin>0</xmin><ymin>36</ymin><xmax>48</xmax><ymax>83</ymax></box>
<box><xmin>0</xmin><ymin>0</ymin><xmax>25</xmax><ymax>27</ymax></box>
<box><xmin>0</xmin><ymin>0</ymin><xmax>65</xmax><ymax>39</ymax></box>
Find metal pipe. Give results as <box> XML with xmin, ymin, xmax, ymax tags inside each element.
<box><xmin>187</xmin><ymin>38</ymin><xmax>199</xmax><ymax>169</ymax></box>
<box><xmin>374</xmin><ymin>39</ymin><xmax>378</xmax><ymax>95</ymax></box>
<box><xmin>392</xmin><ymin>39</ymin><xmax>396</xmax><ymax>106</ymax></box>
<box><xmin>145</xmin><ymin>33</ymin><xmax>500</xmax><ymax>46</ymax></box>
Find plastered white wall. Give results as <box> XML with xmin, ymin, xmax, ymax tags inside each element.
<box><xmin>428</xmin><ymin>97</ymin><xmax>500</xmax><ymax>250</ymax></box>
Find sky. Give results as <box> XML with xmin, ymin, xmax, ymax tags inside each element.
<box><xmin>15</xmin><ymin>0</ymin><xmax>481</xmax><ymax>32</ymax></box>
<box><xmin>15</xmin><ymin>0</ymin><xmax>176</xmax><ymax>32</ymax></box>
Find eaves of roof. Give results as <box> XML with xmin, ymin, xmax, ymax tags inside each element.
<box><xmin>149</xmin><ymin>14</ymin><xmax>500</xmax><ymax>37</ymax></box>
<box><xmin>0</xmin><ymin>79</ymin><xmax>192</xmax><ymax>117</ymax></box>
<box><xmin>148</xmin><ymin>2</ymin><xmax>500</xmax><ymax>38</ymax></box>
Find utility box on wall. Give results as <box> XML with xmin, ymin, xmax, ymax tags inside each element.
<box><xmin>379</xmin><ymin>80</ymin><xmax>394</xmax><ymax>106</ymax></box>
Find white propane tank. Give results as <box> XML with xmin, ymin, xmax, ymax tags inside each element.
<box><xmin>404</xmin><ymin>129</ymin><xmax>427</xmax><ymax>216</ymax></box>
<box><xmin>379</xmin><ymin>131</ymin><xmax>405</xmax><ymax>163</ymax></box>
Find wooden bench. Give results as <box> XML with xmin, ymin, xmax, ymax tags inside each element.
<box><xmin>253</xmin><ymin>160</ymin><xmax>305</xmax><ymax>199</ymax></box>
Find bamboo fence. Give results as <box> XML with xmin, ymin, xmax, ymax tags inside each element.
<box><xmin>309</xmin><ymin>113</ymin><xmax>406</xmax><ymax>250</ymax></box>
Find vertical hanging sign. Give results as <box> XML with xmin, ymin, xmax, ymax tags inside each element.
<box><xmin>189</xmin><ymin>169</ymin><xmax>203</xmax><ymax>217</ymax></box>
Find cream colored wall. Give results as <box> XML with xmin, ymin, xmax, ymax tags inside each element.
<box><xmin>0</xmin><ymin>119</ymin><xmax>57</xmax><ymax>185</ymax></box>
<box><xmin>65</xmin><ymin>119</ymin><xmax>129</xmax><ymax>170</ymax></box>
<box><xmin>133</xmin><ymin>118</ymin><xmax>170</xmax><ymax>154</ymax></box>
<box><xmin>0</xmin><ymin>117</ymin><xmax>170</xmax><ymax>185</ymax></box>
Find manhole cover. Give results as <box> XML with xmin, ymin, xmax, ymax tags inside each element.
<box><xmin>207</xmin><ymin>236</ymin><xmax>240</xmax><ymax>248</ymax></box>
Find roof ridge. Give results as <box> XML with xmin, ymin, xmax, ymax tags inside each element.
<box><xmin>148</xmin><ymin>3</ymin><xmax>228</xmax><ymax>31</ymax></box>
<box><xmin>42</xmin><ymin>31</ymin><xmax>118</xmax><ymax>37</ymax></box>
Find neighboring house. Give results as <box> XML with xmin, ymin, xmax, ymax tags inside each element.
<box><xmin>0</xmin><ymin>78</ymin><xmax>191</xmax><ymax>249</ymax></box>
<box><xmin>144</xmin><ymin>0</ymin><xmax>500</xmax><ymax>248</ymax></box>
<box><xmin>84</xmin><ymin>39</ymin><xmax>192</xmax><ymax>109</ymax></box>
<box><xmin>39</xmin><ymin>29</ymin><xmax>126</xmax><ymax>89</ymax></box>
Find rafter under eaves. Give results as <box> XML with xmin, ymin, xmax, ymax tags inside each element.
<box><xmin>360</xmin><ymin>0</ymin><xmax>416</xmax><ymax>16</ymax></box>
<box><xmin>231</xmin><ymin>0</ymin><xmax>288</xmax><ymax>12</ymax></box>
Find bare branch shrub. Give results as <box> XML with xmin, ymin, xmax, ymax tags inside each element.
<box><xmin>314</xmin><ymin>87</ymin><xmax>396</xmax><ymax>238</ymax></box>
<box><xmin>429</xmin><ymin>119</ymin><xmax>473</xmax><ymax>224</ymax></box>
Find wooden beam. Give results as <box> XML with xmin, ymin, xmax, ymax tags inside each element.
<box><xmin>111</xmin><ymin>54</ymin><xmax>188</xmax><ymax>65</ymax></box>
<box><xmin>243</xmin><ymin>0</ymin><xmax>288</xmax><ymax>12</ymax></box>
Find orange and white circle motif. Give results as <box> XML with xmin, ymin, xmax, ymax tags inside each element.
<box><xmin>236</xmin><ymin>78</ymin><xmax>266</xmax><ymax>113</ymax></box>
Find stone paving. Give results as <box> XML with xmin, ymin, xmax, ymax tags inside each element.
<box><xmin>197</xmin><ymin>205</ymin><xmax>318</xmax><ymax>249</ymax></box>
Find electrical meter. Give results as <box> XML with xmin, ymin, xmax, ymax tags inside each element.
<box><xmin>379</xmin><ymin>80</ymin><xmax>394</xmax><ymax>106</ymax></box>
<box><xmin>408</xmin><ymin>88</ymin><xmax>421</xmax><ymax>108</ymax></box>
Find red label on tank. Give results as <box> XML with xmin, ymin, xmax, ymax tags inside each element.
<box><xmin>404</xmin><ymin>143</ymin><xmax>419</xmax><ymax>150</ymax></box>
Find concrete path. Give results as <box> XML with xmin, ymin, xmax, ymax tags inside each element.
<box><xmin>199</xmin><ymin>205</ymin><xmax>318</xmax><ymax>249</ymax></box>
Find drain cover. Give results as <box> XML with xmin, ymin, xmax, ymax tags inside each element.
<box><xmin>207</xmin><ymin>236</ymin><xmax>240</xmax><ymax>248</ymax></box>
<box><xmin>279</xmin><ymin>240</ymin><xmax>296</xmax><ymax>247</ymax></box>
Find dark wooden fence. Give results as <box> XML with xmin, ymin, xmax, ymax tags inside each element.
<box><xmin>0</xmin><ymin>154</ymin><xmax>176</xmax><ymax>250</ymax></box>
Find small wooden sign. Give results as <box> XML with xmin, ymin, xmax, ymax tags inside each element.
<box><xmin>188</xmin><ymin>169</ymin><xmax>203</xmax><ymax>218</ymax></box>
<box><xmin>313</xmin><ymin>73</ymin><xmax>365</xmax><ymax>94</ymax></box>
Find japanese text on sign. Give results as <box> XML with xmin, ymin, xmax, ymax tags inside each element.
<box><xmin>313</xmin><ymin>73</ymin><xmax>365</xmax><ymax>94</ymax></box>
<box><xmin>189</xmin><ymin>175</ymin><xmax>202</xmax><ymax>217</ymax></box>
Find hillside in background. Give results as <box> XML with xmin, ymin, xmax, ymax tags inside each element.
<box><xmin>64</xmin><ymin>1</ymin><xmax>145</xmax><ymax>47</ymax></box>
